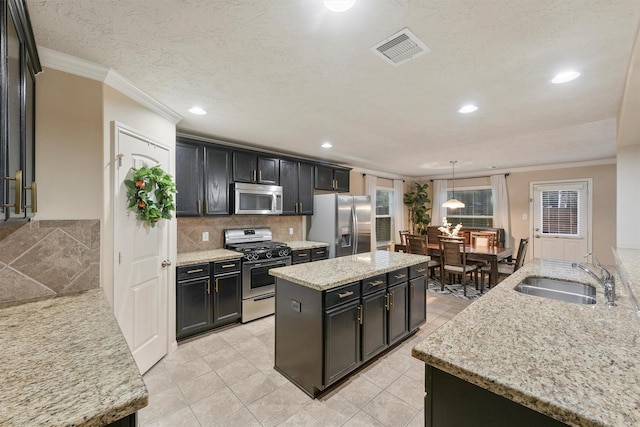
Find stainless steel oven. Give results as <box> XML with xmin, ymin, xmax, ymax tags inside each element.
<box><xmin>224</xmin><ymin>227</ymin><xmax>292</xmax><ymax>323</ymax></box>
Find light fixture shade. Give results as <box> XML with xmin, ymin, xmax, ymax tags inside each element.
<box><xmin>442</xmin><ymin>198</ymin><xmax>465</xmax><ymax>209</ymax></box>
<box><xmin>323</xmin><ymin>0</ymin><xmax>356</xmax><ymax>12</ymax></box>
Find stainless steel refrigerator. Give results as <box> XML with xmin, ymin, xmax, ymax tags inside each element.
<box><xmin>308</xmin><ymin>194</ymin><xmax>372</xmax><ymax>258</ymax></box>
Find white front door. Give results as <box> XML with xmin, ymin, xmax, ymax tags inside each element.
<box><xmin>531</xmin><ymin>180</ymin><xmax>591</xmax><ymax>263</ymax></box>
<box><xmin>114</xmin><ymin>124</ymin><xmax>171</xmax><ymax>374</ymax></box>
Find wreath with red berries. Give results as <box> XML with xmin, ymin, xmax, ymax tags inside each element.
<box><xmin>124</xmin><ymin>165</ymin><xmax>177</xmax><ymax>227</ymax></box>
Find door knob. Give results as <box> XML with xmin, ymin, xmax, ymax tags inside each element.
<box><xmin>534</xmin><ymin>235</ymin><xmax>540</xmax><ymax>239</ymax></box>
<box><xmin>161</xmin><ymin>260</ymin><xmax>172</xmax><ymax>267</ymax></box>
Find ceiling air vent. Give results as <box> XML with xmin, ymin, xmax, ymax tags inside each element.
<box><xmin>371</xmin><ymin>28</ymin><xmax>430</xmax><ymax>67</ymax></box>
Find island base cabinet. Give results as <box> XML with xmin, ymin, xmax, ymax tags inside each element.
<box><xmin>324</xmin><ymin>300</ymin><xmax>361</xmax><ymax>385</ymax></box>
<box><xmin>409</xmin><ymin>276</ymin><xmax>427</xmax><ymax>331</ymax></box>
<box><xmin>361</xmin><ymin>290</ymin><xmax>388</xmax><ymax>362</ymax></box>
<box><xmin>424</xmin><ymin>365</ymin><xmax>569</xmax><ymax>427</ymax></box>
<box><xmin>105</xmin><ymin>413</ymin><xmax>137</xmax><ymax>427</ymax></box>
<box><xmin>387</xmin><ymin>282</ymin><xmax>409</xmax><ymax>346</ymax></box>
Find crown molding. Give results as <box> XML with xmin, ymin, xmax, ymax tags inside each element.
<box><xmin>37</xmin><ymin>46</ymin><xmax>182</xmax><ymax>125</ymax></box>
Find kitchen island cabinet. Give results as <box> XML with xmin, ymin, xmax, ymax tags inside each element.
<box><xmin>0</xmin><ymin>289</ymin><xmax>147</xmax><ymax>426</ymax></box>
<box><xmin>412</xmin><ymin>258</ymin><xmax>640</xmax><ymax>427</ymax></box>
<box><xmin>270</xmin><ymin>251</ymin><xmax>429</xmax><ymax>397</ymax></box>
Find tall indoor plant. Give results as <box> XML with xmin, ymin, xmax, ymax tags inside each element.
<box><xmin>403</xmin><ymin>182</ymin><xmax>432</xmax><ymax>234</ymax></box>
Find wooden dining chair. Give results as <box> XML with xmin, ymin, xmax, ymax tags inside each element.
<box><xmin>406</xmin><ymin>234</ymin><xmax>440</xmax><ymax>278</ymax></box>
<box><xmin>470</xmin><ymin>231</ymin><xmax>497</xmax><ymax>247</ymax></box>
<box><xmin>481</xmin><ymin>238</ymin><xmax>529</xmax><ymax>287</ymax></box>
<box><xmin>438</xmin><ymin>236</ymin><xmax>479</xmax><ymax>296</ymax></box>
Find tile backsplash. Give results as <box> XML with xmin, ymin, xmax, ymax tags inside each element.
<box><xmin>0</xmin><ymin>220</ymin><xmax>100</xmax><ymax>306</ymax></box>
<box><xmin>178</xmin><ymin>216</ymin><xmax>304</xmax><ymax>253</ymax></box>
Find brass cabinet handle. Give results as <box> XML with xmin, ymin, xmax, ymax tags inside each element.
<box><xmin>295</xmin><ymin>202</ymin><xmax>298</xmax><ymax>213</ymax></box>
<box><xmin>385</xmin><ymin>293</ymin><xmax>390</xmax><ymax>310</ymax></box>
<box><xmin>370</xmin><ymin>280</ymin><xmax>384</xmax><ymax>287</ymax></box>
<box><xmin>197</xmin><ymin>200</ymin><xmax>201</xmax><ymax>214</ymax></box>
<box><xmin>298</xmin><ymin>253</ymin><xmax>308</xmax><ymax>257</ymax></box>
<box><xmin>187</xmin><ymin>268</ymin><xmax>204</xmax><ymax>274</ymax></box>
<box><xmin>207</xmin><ymin>279</ymin><xmax>211</xmax><ymax>295</ymax></box>
<box><xmin>411</xmin><ymin>284</ymin><xmax>415</xmax><ymax>298</ymax></box>
<box><xmin>358</xmin><ymin>305</ymin><xmax>363</xmax><ymax>325</ymax></box>
<box><xmin>25</xmin><ymin>181</ymin><xmax>37</xmax><ymax>213</ymax></box>
<box><xmin>253</xmin><ymin>170</ymin><xmax>257</xmax><ymax>182</ymax></box>
<box><xmin>299</xmin><ymin>202</ymin><xmax>302</xmax><ymax>212</ymax></box>
<box><xmin>221</xmin><ymin>264</ymin><xmax>236</xmax><ymax>268</ymax></box>
<box><xmin>391</xmin><ymin>291</ymin><xmax>395</xmax><ymax>307</ymax></box>
<box><xmin>338</xmin><ymin>291</ymin><xmax>353</xmax><ymax>298</ymax></box>
<box><xmin>4</xmin><ymin>170</ymin><xmax>22</xmax><ymax>215</ymax></box>
<box><xmin>316</xmin><ymin>250</ymin><xmax>325</xmax><ymax>254</ymax></box>
<box><xmin>259</xmin><ymin>170</ymin><xmax>262</xmax><ymax>182</ymax></box>
<box><xmin>205</xmin><ymin>201</ymin><xmax>209</xmax><ymax>214</ymax></box>
<box><xmin>215</xmin><ymin>278</ymin><xmax>219</xmax><ymax>293</ymax></box>
<box><xmin>416</xmin><ymin>268</ymin><xmax>426</xmax><ymax>273</ymax></box>
<box><xmin>394</xmin><ymin>274</ymin><xmax>406</xmax><ymax>279</ymax></box>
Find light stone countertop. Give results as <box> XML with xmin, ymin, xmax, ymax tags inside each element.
<box><xmin>0</xmin><ymin>289</ymin><xmax>148</xmax><ymax>426</ymax></box>
<box><xmin>269</xmin><ymin>250</ymin><xmax>429</xmax><ymax>291</ymax></box>
<box><xmin>177</xmin><ymin>249</ymin><xmax>242</xmax><ymax>266</ymax></box>
<box><xmin>412</xmin><ymin>257</ymin><xmax>640</xmax><ymax>427</ymax></box>
<box><xmin>286</xmin><ymin>240</ymin><xmax>329</xmax><ymax>250</ymax></box>
<box><xmin>613</xmin><ymin>247</ymin><xmax>640</xmax><ymax>314</ymax></box>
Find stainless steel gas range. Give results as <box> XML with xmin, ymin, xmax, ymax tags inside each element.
<box><xmin>224</xmin><ymin>227</ymin><xmax>291</xmax><ymax>323</ymax></box>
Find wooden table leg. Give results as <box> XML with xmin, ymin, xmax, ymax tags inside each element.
<box><xmin>491</xmin><ymin>259</ymin><xmax>498</xmax><ymax>288</ymax></box>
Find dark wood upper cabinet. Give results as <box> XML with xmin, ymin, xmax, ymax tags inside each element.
<box><xmin>280</xmin><ymin>159</ymin><xmax>314</xmax><ymax>215</ymax></box>
<box><xmin>232</xmin><ymin>151</ymin><xmax>279</xmax><ymax>185</ymax></box>
<box><xmin>1</xmin><ymin>0</ymin><xmax>41</xmax><ymax>222</ymax></box>
<box><xmin>175</xmin><ymin>138</ymin><xmax>231</xmax><ymax>216</ymax></box>
<box><xmin>314</xmin><ymin>165</ymin><xmax>350</xmax><ymax>192</ymax></box>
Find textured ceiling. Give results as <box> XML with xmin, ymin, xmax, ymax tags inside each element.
<box><xmin>26</xmin><ymin>0</ymin><xmax>640</xmax><ymax>177</ymax></box>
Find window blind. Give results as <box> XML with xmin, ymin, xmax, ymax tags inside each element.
<box><xmin>541</xmin><ymin>189</ymin><xmax>579</xmax><ymax>236</ymax></box>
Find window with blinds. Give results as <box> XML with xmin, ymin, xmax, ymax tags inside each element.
<box><xmin>375</xmin><ymin>189</ymin><xmax>393</xmax><ymax>243</ymax></box>
<box><xmin>446</xmin><ymin>187</ymin><xmax>493</xmax><ymax>227</ymax></box>
<box><xmin>540</xmin><ymin>189</ymin><xmax>579</xmax><ymax>236</ymax></box>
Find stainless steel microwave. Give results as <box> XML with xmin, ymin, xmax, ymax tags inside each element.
<box><xmin>232</xmin><ymin>183</ymin><xmax>283</xmax><ymax>215</ymax></box>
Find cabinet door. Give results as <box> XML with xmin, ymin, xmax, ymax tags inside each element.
<box><xmin>334</xmin><ymin>168</ymin><xmax>350</xmax><ymax>192</ymax></box>
<box><xmin>175</xmin><ymin>141</ymin><xmax>203</xmax><ymax>216</ymax></box>
<box><xmin>314</xmin><ymin>165</ymin><xmax>334</xmax><ymax>191</ymax></box>
<box><xmin>213</xmin><ymin>272</ymin><xmax>241</xmax><ymax>325</ymax></box>
<box><xmin>298</xmin><ymin>162</ymin><xmax>314</xmax><ymax>214</ymax></box>
<box><xmin>362</xmin><ymin>290</ymin><xmax>388</xmax><ymax>361</ymax></box>
<box><xmin>176</xmin><ymin>277</ymin><xmax>211</xmax><ymax>340</ymax></box>
<box><xmin>279</xmin><ymin>159</ymin><xmax>298</xmax><ymax>214</ymax></box>
<box><xmin>409</xmin><ymin>276</ymin><xmax>427</xmax><ymax>331</ymax></box>
<box><xmin>232</xmin><ymin>151</ymin><xmax>257</xmax><ymax>183</ymax></box>
<box><xmin>204</xmin><ymin>146</ymin><xmax>230</xmax><ymax>215</ymax></box>
<box><xmin>324</xmin><ymin>300</ymin><xmax>361</xmax><ymax>385</ymax></box>
<box><xmin>387</xmin><ymin>282</ymin><xmax>409</xmax><ymax>345</ymax></box>
<box><xmin>257</xmin><ymin>156</ymin><xmax>279</xmax><ymax>185</ymax></box>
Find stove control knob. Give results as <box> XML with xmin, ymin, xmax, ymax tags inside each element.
<box><xmin>244</xmin><ymin>254</ymin><xmax>251</xmax><ymax>261</ymax></box>
<box><xmin>279</xmin><ymin>249</ymin><xmax>290</xmax><ymax>257</ymax></box>
<box><xmin>265</xmin><ymin>251</ymin><xmax>273</xmax><ymax>259</ymax></box>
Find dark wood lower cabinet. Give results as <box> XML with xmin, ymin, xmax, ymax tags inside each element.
<box><xmin>213</xmin><ymin>271</ymin><xmax>241</xmax><ymax>325</ymax></box>
<box><xmin>324</xmin><ymin>300</ymin><xmax>361</xmax><ymax>385</ymax></box>
<box><xmin>176</xmin><ymin>276</ymin><xmax>211</xmax><ymax>339</ymax></box>
<box><xmin>424</xmin><ymin>366</ymin><xmax>569</xmax><ymax>427</ymax></box>
<box><xmin>105</xmin><ymin>413</ymin><xmax>137</xmax><ymax>427</ymax></box>
<box><xmin>275</xmin><ymin>262</ymin><xmax>427</xmax><ymax>397</ymax></box>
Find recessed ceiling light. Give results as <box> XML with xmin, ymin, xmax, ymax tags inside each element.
<box><xmin>323</xmin><ymin>0</ymin><xmax>356</xmax><ymax>12</ymax></box>
<box><xmin>188</xmin><ymin>106</ymin><xmax>207</xmax><ymax>115</ymax></box>
<box><xmin>321</xmin><ymin>142</ymin><xmax>333</xmax><ymax>148</ymax></box>
<box><xmin>458</xmin><ymin>104</ymin><xmax>478</xmax><ymax>114</ymax></box>
<box><xmin>551</xmin><ymin>71</ymin><xmax>580</xmax><ymax>84</ymax></box>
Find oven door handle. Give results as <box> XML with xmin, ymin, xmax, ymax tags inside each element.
<box><xmin>250</xmin><ymin>261</ymin><xmax>287</xmax><ymax>269</ymax></box>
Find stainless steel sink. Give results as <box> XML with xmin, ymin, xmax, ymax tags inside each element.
<box><xmin>514</xmin><ymin>277</ymin><xmax>596</xmax><ymax>305</ymax></box>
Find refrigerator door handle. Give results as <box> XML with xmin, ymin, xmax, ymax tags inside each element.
<box><xmin>352</xmin><ymin>203</ymin><xmax>358</xmax><ymax>255</ymax></box>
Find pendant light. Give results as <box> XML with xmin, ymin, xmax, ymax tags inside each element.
<box><xmin>442</xmin><ymin>160</ymin><xmax>465</xmax><ymax>209</ymax></box>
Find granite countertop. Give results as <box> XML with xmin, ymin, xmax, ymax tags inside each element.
<box><xmin>269</xmin><ymin>250</ymin><xmax>429</xmax><ymax>291</ymax></box>
<box><xmin>286</xmin><ymin>240</ymin><xmax>329</xmax><ymax>250</ymax></box>
<box><xmin>613</xmin><ymin>247</ymin><xmax>640</xmax><ymax>314</ymax></box>
<box><xmin>412</xmin><ymin>257</ymin><xmax>640</xmax><ymax>427</ymax></box>
<box><xmin>0</xmin><ymin>289</ymin><xmax>148</xmax><ymax>426</ymax></box>
<box><xmin>177</xmin><ymin>249</ymin><xmax>242</xmax><ymax>266</ymax></box>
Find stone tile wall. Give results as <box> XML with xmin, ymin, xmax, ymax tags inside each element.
<box><xmin>0</xmin><ymin>220</ymin><xmax>100</xmax><ymax>306</ymax></box>
<box><xmin>178</xmin><ymin>216</ymin><xmax>304</xmax><ymax>253</ymax></box>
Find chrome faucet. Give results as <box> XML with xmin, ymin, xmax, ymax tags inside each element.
<box><xmin>572</xmin><ymin>254</ymin><xmax>616</xmax><ymax>307</ymax></box>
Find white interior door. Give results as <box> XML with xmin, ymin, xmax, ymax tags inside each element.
<box><xmin>531</xmin><ymin>180</ymin><xmax>591</xmax><ymax>263</ymax></box>
<box><xmin>114</xmin><ymin>125</ymin><xmax>170</xmax><ymax>374</ymax></box>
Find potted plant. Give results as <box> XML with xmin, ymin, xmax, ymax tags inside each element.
<box><xmin>403</xmin><ymin>182</ymin><xmax>432</xmax><ymax>234</ymax></box>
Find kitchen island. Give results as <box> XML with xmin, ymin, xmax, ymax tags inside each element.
<box><xmin>412</xmin><ymin>257</ymin><xmax>640</xmax><ymax>427</ymax></box>
<box><xmin>0</xmin><ymin>289</ymin><xmax>148</xmax><ymax>426</ymax></box>
<box><xmin>269</xmin><ymin>251</ymin><xmax>429</xmax><ymax>397</ymax></box>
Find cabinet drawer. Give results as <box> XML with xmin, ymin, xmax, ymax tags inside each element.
<box><xmin>311</xmin><ymin>247</ymin><xmax>329</xmax><ymax>261</ymax></box>
<box><xmin>388</xmin><ymin>268</ymin><xmax>409</xmax><ymax>286</ymax></box>
<box><xmin>292</xmin><ymin>249</ymin><xmax>311</xmax><ymax>264</ymax></box>
<box><xmin>362</xmin><ymin>274</ymin><xmax>387</xmax><ymax>295</ymax></box>
<box><xmin>324</xmin><ymin>282</ymin><xmax>361</xmax><ymax>309</ymax></box>
<box><xmin>213</xmin><ymin>259</ymin><xmax>241</xmax><ymax>274</ymax></box>
<box><xmin>410</xmin><ymin>263</ymin><xmax>428</xmax><ymax>279</ymax></box>
<box><xmin>177</xmin><ymin>263</ymin><xmax>210</xmax><ymax>281</ymax></box>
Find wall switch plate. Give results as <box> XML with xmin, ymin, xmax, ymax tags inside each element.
<box><xmin>202</xmin><ymin>231</ymin><xmax>209</xmax><ymax>241</ymax></box>
<box><xmin>289</xmin><ymin>227</ymin><xmax>294</xmax><ymax>235</ymax></box>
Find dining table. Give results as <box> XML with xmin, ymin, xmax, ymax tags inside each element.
<box><xmin>426</xmin><ymin>242</ymin><xmax>513</xmax><ymax>291</ymax></box>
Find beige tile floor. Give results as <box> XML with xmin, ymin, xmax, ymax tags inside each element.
<box><xmin>139</xmin><ymin>292</ymin><xmax>472</xmax><ymax>427</ymax></box>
